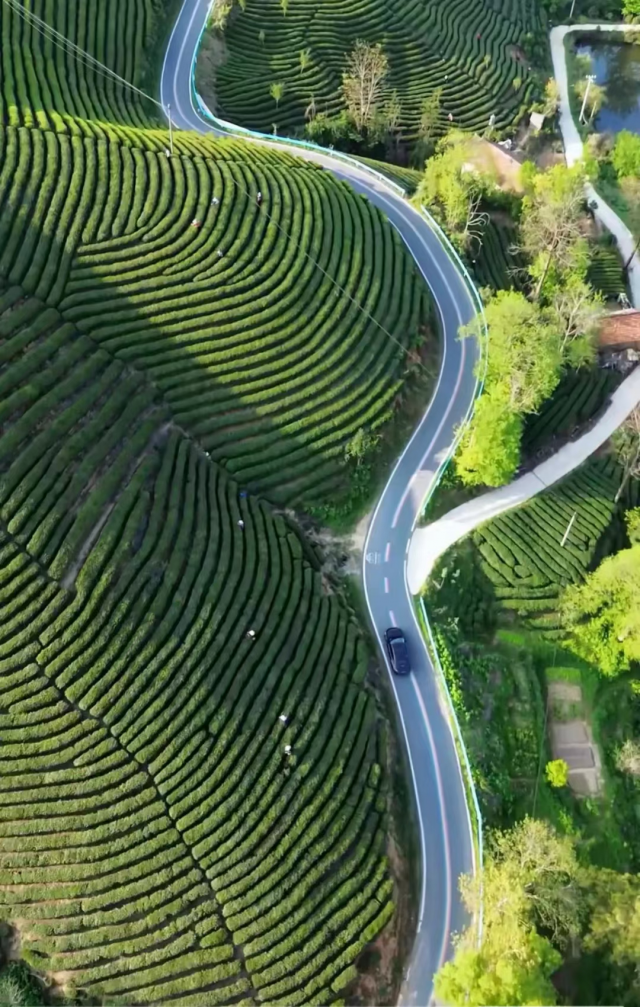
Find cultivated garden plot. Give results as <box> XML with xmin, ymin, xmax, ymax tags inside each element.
<box><xmin>207</xmin><ymin>0</ymin><xmax>547</xmax><ymax>140</ymax></box>
<box><xmin>472</xmin><ymin>456</ymin><xmax>624</xmax><ymax>636</ymax></box>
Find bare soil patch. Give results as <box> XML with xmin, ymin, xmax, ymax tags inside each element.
<box><xmin>547</xmin><ymin>680</ymin><xmax>604</xmax><ymax>797</ymax></box>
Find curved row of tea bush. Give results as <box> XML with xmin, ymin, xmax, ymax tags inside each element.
<box><xmin>587</xmin><ymin>242</ymin><xmax>626</xmax><ymax>300</ymax></box>
<box><xmin>210</xmin><ymin>0</ymin><xmax>546</xmax><ymax>139</ymax></box>
<box><xmin>0</xmin><ymin>124</ymin><xmax>431</xmax><ymax>508</ymax></box>
<box><xmin>472</xmin><ymin>216</ymin><xmax>523</xmax><ymax>291</ymax></box>
<box><xmin>0</xmin><ymin>285</ymin><xmax>393</xmax><ymax>1003</ymax></box>
<box><xmin>0</xmin><ymin>0</ymin><xmax>171</xmax><ymax>130</ymax></box>
<box><xmin>0</xmin><ymin>0</ymin><xmax>426</xmax><ymax>995</ymax></box>
<box><xmin>522</xmin><ymin>368</ymin><xmax>622</xmax><ymax>458</ymax></box>
<box><xmin>471</xmin><ymin>456</ymin><xmax>623</xmax><ymax>637</ymax></box>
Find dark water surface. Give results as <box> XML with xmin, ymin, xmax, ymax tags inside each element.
<box><xmin>576</xmin><ymin>39</ymin><xmax>640</xmax><ymax>134</ymax></box>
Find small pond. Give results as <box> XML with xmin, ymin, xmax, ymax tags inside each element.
<box><xmin>576</xmin><ymin>38</ymin><xmax>640</xmax><ymax>134</ymax></box>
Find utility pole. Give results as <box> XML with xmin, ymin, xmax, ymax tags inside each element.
<box><xmin>569</xmin><ymin>0</ymin><xmax>577</xmax><ymax>19</ymax></box>
<box><xmin>167</xmin><ymin>103</ymin><xmax>174</xmax><ymax>156</ymax></box>
<box><xmin>560</xmin><ymin>511</ymin><xmax>577</xmax><ymax>547</ymax></box>
<box><xmin>623</xmin><ymin>233</ymin><xmax>640</xmax><ymax>272</ymax></box>
<box><xmin>579</xmin><ymin>74</ymin><xmax>596</xmax><ymax>124</ymax></box>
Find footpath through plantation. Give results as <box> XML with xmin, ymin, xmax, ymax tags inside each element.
<box><xmin>0</xmin><ymin>0</ymin><xmax>436</xmax><ymax>1002</ymax></box>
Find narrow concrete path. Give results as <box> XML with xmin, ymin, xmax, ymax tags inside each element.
<box><xmin>550</xmin><ymin>22</ymin><xmax>640</xmax><ymax>306</ymax></box>
<box><xmin>407</xmin><ymin>364</ymin><xmax>640</xmax><ymax>593</ymax></box>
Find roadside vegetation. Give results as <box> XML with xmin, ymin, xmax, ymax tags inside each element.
<box><xmin>421</xmin><ymin>131</ymin><xmax>640</xmax><ymax>999</ymax></box>
<box><xmin>428</xmin><ymin>451</ymin><xmax>640</xmax><ymax>1004</ymax></box>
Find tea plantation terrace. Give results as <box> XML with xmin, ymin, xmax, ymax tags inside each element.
<box><xmin>209</xmin><ymin>0</ymin><xmax>546</xmax><ymax>139</ymax></box>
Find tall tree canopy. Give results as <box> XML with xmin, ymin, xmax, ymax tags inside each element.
<box><xmin>416</xmin><ymin>131</ymin><xmax>493</xmax><ymax>250</ymax></box>
<box><xmin>561</xmin><ymin>543</ymin><xmax>640</xmax><ymax>675</ymax></box>
<box><xmin>519</xmin><ymin>163</ymin><xmax>588</xmax><ymax>299</ymax></box>
<box><xmin>435</xmin><ymin>818</ymin><xmax>581</xmax><ymax>1006</ymax></box>
<box><xmin>341</xmin><ymin>40</ymin><xmax>388</xmax><ymax>132</ymax></box>
<box><xmin>455</xmin><ymin>290</ymin><xmax>562</xmax><ymax>486</ymax></box>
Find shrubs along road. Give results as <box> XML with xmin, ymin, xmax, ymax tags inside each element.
<box><xmin>0</xmin><ymin>0</ymin><xmax>435</xmax><ymax>1000</ymax></box>
<box><xmin>210</xmin><ymin>0</ymin><xmax>547</xmax><ymax>140</ymax></box>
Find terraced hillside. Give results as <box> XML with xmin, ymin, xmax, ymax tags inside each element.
<box><xmin>0</xmin><ymin>0</ymin><xmax>433</xmax><ymax>1001</ymax></box>
<box><xmin>0</xmin><ymin>290</ymin><xmax>391</xmax><ymax>1003</ymax></box>
<box><xmin>203</xmin><ymin>0</ymin><xmax>547</xmax><ymax>141</ymax></box>
<box><xmin>0</xmin><ymin>124</ymin><xmax>430</xmax><ymax>507</ymax></box>
<box><xmin>453</xmin><ymin>456</ymin><xmax>632</xmax><ymax>640</ymax></box>
<box><xmin>0</xmin><ymin>0</ymin><xmax>168</xmax><ymax>129</ymax></box>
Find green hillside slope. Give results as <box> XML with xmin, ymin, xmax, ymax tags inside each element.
<box><xmin>0</xmin><ymin>0</ymin><xmax>432</xmax><ymax>1001</ymax></box>
<box><xmin>0</xmin><ymin>124</ymin><xmax>430</xmax><ymax>507</ymax></box>
<box><xmin>205</xmin><ymin>0</ymin><xmax>547</xmax><ymax>140</ymax></box>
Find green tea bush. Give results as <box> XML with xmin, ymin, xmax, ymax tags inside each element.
<box><xmin>207</xmin><ymin>0</ymin><xmax>547</xmax><ymax>142</ymax></box>
<box><xmin>0</xmin><ymin>0</ymin><xmax>422</xmax><ymax>992</ymax></box>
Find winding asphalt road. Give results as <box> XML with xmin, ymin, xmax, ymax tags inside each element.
<box><xmin>161</xmin><ymin>5</ymin><xmax>480</xmax><ymax>1000</ymax></box>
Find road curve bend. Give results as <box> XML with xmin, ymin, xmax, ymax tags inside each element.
<box><xmin>161</xmin><ymin>3</ymin><xmax>480</xmax><ymax>1000</ymax></box>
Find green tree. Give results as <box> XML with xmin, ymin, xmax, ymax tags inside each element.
<box><xmin>416</xmin><ymin>131</ymin><xmax>492</xmax><ymax>249</ymax></box>
<box><xmin>612</xmin><ymin>129</ymin><xmax>640</xmax><ymax>177</ymax></box>
<box><xmin>623</xmin><ymin>0</ymin><xmax>640</xmax><ymax>22</ymax></box>
<box><xmin>436</xmin><ymin>818</ymin><xmax>582</xmax><ymax>1005</ymax></box>
<box><xmin>546</xmin><ymin>274</ymin><xmax>603</xmax><ymax>367</ymax></box>
<box><xmin>269</xmin><ymin>81</ymin><xmax>285</xmax><ymax>109</ymax></box>
<box><xmin>542</xmin><ymin>77</ymin><xmax>561</xmax><ymax>117</ymax></box>
<box><xmin>344</xmin><ymin>427</ymin><xmax>379</xmax><ymax>465</ymax></box>
<box><xmin>0</xmin><ymin>963</ymin><xmax>45</xmax><ymax>1006</ymax></box>
<box><xmin>210</xmin><ymin>0</ymin><xmax>233</xmax><ymax>30</ymax></box>
<box><xmin>626</xmin><ymin>506</ymin><xmax>640</xmax><ymax>543</ymax></box>
<box><xmin>615</xmin><ymin>738</ymin><xmax>640</xmax><ymax>777</ymax></box>
<box><xmin>414</xmin><ymin>88</ymin><xmax>442</xmax><ymax>160</ymax></box>
<box><xmin>299</xmin><ymin>47</ymin><xmax>311</xmax><ymax>74</ymax></box>
<box><xmin>518</xmin><ymin>163</ymin><xmax>588</xmax><ymax>299</ymax></box>
<box><xmin>341</xmin><ymin>40</ymin><xmax>388</xmax><ymax>132</ymax></box>
<box><xmin>456</xmin><ymin>290</ymin><xmax>563</xmax><ymax>486</ymax></box>
<box><xmin>455</xmin><ymin>389</ymin><xmax>523</xmax><ymax>487</ymax></box>
<box><xmin>464</xmin><ymin>290</ymin><xmax>562</xmax><ymax>415</ymax></box>
<box><xmin>546</xmin><ymin>758</ymin><xmax>569</xmax><ymax>787</ymax></box>
<box><xmin>435</xmin><ymin>931</ymin><xmax>561</xmax><ymax>1007</ymax></box>
<box><xmin>380</xmin><ymin>89</ymin><xmax>402</xmax><ymax>150</ymax></box>
<box><xmin>585</xmin><ymin>869</ymin><xmax>640</xmax><ymax>964</ymax></box>
<box><xmin>561</xmin><ymin>543</ymin><xmax>640</xmax><ymax>675</ymax></box>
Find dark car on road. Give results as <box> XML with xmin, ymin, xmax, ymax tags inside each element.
<box><xmin>385</xmin><ymin>627</ymin><xmax>411</xmax><ymax>675</ymax></box>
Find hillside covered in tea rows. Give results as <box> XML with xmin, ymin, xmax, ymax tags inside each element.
<box><xmin>205</xmin><ymin>0</ymin><xmax>547</xmax><ymax>141</ymax></box>
<box><xmin>0</xmin><ymin>0</ymin><xmax>436</xmax><ymax>1000</ymax></box>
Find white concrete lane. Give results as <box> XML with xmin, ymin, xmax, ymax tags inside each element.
<box><xmin>551</xmin><ymin>22</ymin><xmax>640</xmax><ymax>306</ymax></box>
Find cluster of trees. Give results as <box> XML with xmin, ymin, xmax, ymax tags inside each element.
<box><xmin>435</xmin><ymin>816</ymin><xmax>640</xmax><ymax>1006</ymax></box>
<box><xmin>450</xmin><ymin>161</ymin><xmax>603</xmax><ymax>486</ymax></box>
<box><xmin>304</xmin><ymin>41</ymin><xmax>403</xmax><ymax>154</ymax></box>
<box><xmin>623</xmin><ymin>0</ymin><xmax>640</xmax><ymax>20</ymax></box>
<box><xmin>415</xmin><ymin>131</ymin><xmax>493</xmax><ymax>253</ymax></box>
<box><xmin>305</xmin><ymin>40</ymin><xmax>445</xmax><ymax>158</ymax></box>
<box><xmin>561</xmin><ymin>499</ymin><xmax>640</xmax><ymax>676</ymax></box>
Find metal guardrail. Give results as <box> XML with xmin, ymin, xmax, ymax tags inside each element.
<box><xmin>186</xmin><ymin>5</ymin><xmax>488</xmax><ymax>937</ymax></box>
<box><xmin>419</xmin><ymin>596</ymin><xmax>484</xmax><ymax>940</ymax></box>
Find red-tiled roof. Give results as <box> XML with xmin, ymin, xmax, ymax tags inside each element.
<box><xmin>599</xmin><ymin>310</ymin><xmax>640</xmax><ymax>348</ymax></box>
